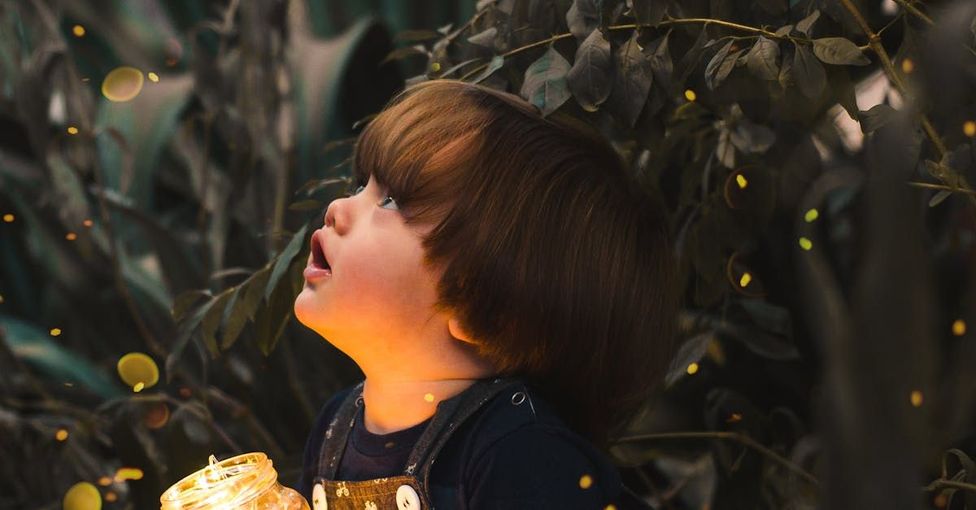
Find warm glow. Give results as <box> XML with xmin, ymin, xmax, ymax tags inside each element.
<box><xmin>72</xmin><ymin>25</ymin><xmax>86</xmax><ymax>37</ymax></box>
<box><xmin>431</xmin><ymin>62</ymin><xmax>441</xmax><ymax>72</ymax></box>
<box><xmin>66</xmin><ymin>232</ymin><xmax>77</xmax><ymax>241</ymax></box>
<box><xmin>734</xmin><ymin>174</ymin><xmax>747</xmax><ymax>189</ymax></box>
<box><xmin>739</xmin><ymin>272</ymin><xmax>752</xmax><ymax>288</ymax></box>
<box><xmin>952</xmin><ymin>319</ymin><xmax>966</xmax><ymax>336</ymax></box>
<box><xmin>83</xmin><ymin>219</ymin><xmax>93</xmax><ymax>227</ymax></box>
<box><xmin>56</xmin><ymin>428</ymin><xmax>69</xmax><ymax>441</ymax></box>
<box><xmin>97</xmin><ymin>477</ymin><xmax>112</xmax><ymax>486</ymax></box>
<box><xmin>117</xmin><ymin>352</ymin><xmax>159</xmax><ymax>391</ymax></box>
<box><xmin>423</xmin><ymin>393</ymin><xmax>434</xmax><ymax>403</ymax></box>
<box><xmin>67</xmin><ymin>126</ymin><xmax>79</xmax><ymax>135</ymax></box>
<box><xmin>901</xmin><ymin>58</ymin><xmax>914</xmax><ymax>74</ymax></box>
<box><xmin>910</xmin><ymin>390</ymin><xmax>923</xmax><ymax>407</ymax></box>
<box><xmin>804</xmin><ymin>208</ymin><xmax>819</xmax><ymax>222</ymax></box>
<box><xmin>50</xmin><ymin>328</ymin><xmax>62</xmax><ymax>336</ymax></box>
<box><xmin>104</xmin><ymin>492</ymin><xmax>117</xmax><ymax>503</ymax></box>
<box><xmin>798</xmin><ymin>237</ymin><xmax>813</xmax><ymax>251</ymax></box>
<box><xmin>579</xmin><ymin>474</ymin><xmax>593</xmax><ymax>489</ymax></box>
<box><xmin>686</xmin><ymin>362</ymin><xmax>699</xmax><ymax>375</ymax></box>
<box><xmin>102</xmin><ymin>66</ymin><xmax>144</xmax><ymax>102</ymax></box>
<box><xmin>964</xmin><ymin>121</ymin><xmax>976</xmax><ymax>138</ymax></box>
<box><xmin>727</xmin><ymin>412</ymin><xmax>743</xmax><ymax>423</ymax></box>
<box><xmin>3</xmin><ymin>213</ymin><xmax>15</xmax><ymax>222</ymax></box>
<box><xmin>684</xmin><ymin>89</ymin><xmax>697</xmax><ymax>102</ymax></box>
<box><xmin>115</xmin><ymin>467</ymin><xmax>144</xmax><ymax>481</ymax></box>
<box><xmin>63</xmin><ymin>482</ymin><xmax>101</xmax><ymax>510</ymax></box>
<box><xmin>148</xmin><ymin>72</ymin><xmax>160</xmax><ymax>82</ymax></box>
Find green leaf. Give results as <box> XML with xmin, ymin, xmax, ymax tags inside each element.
<box><xmin>467</xmin><ymin>27</ymin><xmax>497</xmax><ymax>48</ymax></box>
<box><xmin>394</xmin><ymin>29</ymin><xmax>442</xmax><ymax>43</ymax></box>
<box><xmin>200</xmin><ymin>289</ymin><xmax>234</xmax><ymax>357</ymax></box>
<box><xmin>812</xmin><ymin>37</ymin><xmax>870</xmax><ymax>66</ymax></box>
<box><xmin>664</xmin><ymin>332</ymin><xmax>714</xmax><ymax>386</ymax></box>
<box><xmin>705</xmin><ymin>42</ymin><xmax>742</xmax><ymax>90</ymax></box>
<box><xmin>928</xmin><ymin>190</ymin><xmax>952</xmax><ymax>207</ymax></box>
<box><xmin>606</xmin><ymin>30</ymin><xmax>652</xmax><ymax>126</ymax></box>
<box><xmin>254</xmin><ymin>256</ymin><xmax>304</xmax><ymax>356</ymax></box>
<box><xmin>859</xmin><ymin>104</ymin><xmax>896</xmax><ymax>133</ymax></box>
<box><xmin>746</xmin><ymin>36</ymin><xmax>780</xmax><ymax>80</ymax></box>
<box><xmin>568</xmin><ymin>28</ymin><xmax>614</xmax><ymax>112</ymax></box>
<box><xmin>379</xmin><ymin>45</ymin><xmax>427</xmax><ymax>66</ymax></box>
<box><xmin>520</xmin><ymin>45</ymin><xmax>572</xmax><ymax>117</ymax></box>
<box><xmin>220</xmin><ymin>265</ymin><xmax>272</xmax><ymax>350</ymax></box>
<box><xmin>716</xmin><ymin>127</ymin><xmax>736</xmax><ymax>168</ymax></box>
<box><xmin>792</xmin><ymin>43</ymin><xmax>826</xmax><ymax>98</ymax></box>
<box><xmin>172</xmin><ymin>289</ymin><xmax>213</xmax><ymax>322</ymax></box>
<box><xmin>264</xmin><ymin>223</ymin><xmax>310</xmax><ymax>301</ymax></box>
<box><xmin>566</xmin><ymin>0</ymin><xmax>600</xmax><ymax>41</ymax></box>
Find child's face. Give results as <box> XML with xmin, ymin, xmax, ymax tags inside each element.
<box><xmin>294</xmin><ymin>175</ymin><xmax>446</xmax><ymax>362</ymax></box>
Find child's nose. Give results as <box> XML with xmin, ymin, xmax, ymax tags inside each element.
<box><xmin>323</xmin><ymin>197</ymin><xmax>350</xmax><ymax>234</ymax></box>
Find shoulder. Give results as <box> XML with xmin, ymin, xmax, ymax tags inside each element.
<box><xmin>458</xmin><ymin>382</ymin><xmax>625</xmax><ymax>509</ymax></box>
<box><xmin>297</xmin><ymin>383</ymin><xmax>361</xmax><ymax>499</ymax></box>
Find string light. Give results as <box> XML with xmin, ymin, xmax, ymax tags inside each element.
<box><xmin>736</xmin><ymin>174</ymin><xmax>748</xmax><ymax>189</ymax></box>
<box><xmin>423</xmin><ymin>393</ymin><xmax>434</xmax><ymax>402</ymax></box>
<box><xmin>3</xmin><ymin>213</ymin><xmax>14</xmax><ymax>222</ymax></box>
<box><xmin>50</xmin><ymin>328</ymin><xmax>62</xmax><ymax>336</ymax></box>
<box><xmin>901</xmin><ymin>58</ymin><xmax>914</xmax><ymax>74</ymax></box>
<box><xmin>55</xmin><ymin>428</ymin><xmax>69</xmax><ymax>441</ymax></box>
<box><xmin>739</xmin><ymin>272</ymin><xmax>752</xmax><ymax>288</ymax></box>
<box><xmin>67</xmin><ymin>126</ymin><xmax>79</xmax><ymax>135</ymax></box>
<box><xmin>66</xmin><ymin>232</ymin><xmax>77</xmax><ymax>241</ymax></box>
<box><xmin>686</xmin><ymin>362</ymin><xmax>699</xmax><ymax>375</ymax></box>
<box><xmin>952</xmin><ymin>319</ymin><xmax>966</xmax><ymax>336</ymax></box>
<box><xmin>804</xmin><ymin>208</ymin><xmax>819</xmax><ymax>222</ymax></box>
<box><xmin>798</xmin><ymin>237</ymin><xmax>813</xmax><ymax>251</ymax></box>
<box><xmin>579</xmin><ymin>474</ymin><xmax>593</xmax><ymax>489</ymax></box>
<box><xmin>684</xmin><ymin>89</ymin><xmax>697</xmax><ymax>102</ymax></box>
<box><xmin>63</xmin><ymin>482</ymin><xmax>100</xmax><ymax>510</ymax></box>
<box><xmin>148</xmin><ymin>72</ymin><xmax>159</xmax><ymax>83</ymax></box>
<box><xmin>910</xmin><ymin>390</ymin><xmax>923</xmax><ymax>407</ymax></box>
<box><xmin>964</xmin><ymin>121</ymin><xmax>976</xmax><ymax>138</ymax></box>
<box><xmin>83</xmin><ymin>219</ymin><xmax>93</xmax><ymax>227</ymax></box>
<box><xmin>72</xmin><ymin>25</ymin><xmax>85</xmax><ymax>37</ymax></box>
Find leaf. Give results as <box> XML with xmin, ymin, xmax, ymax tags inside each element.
<box><xmin>605</xmin><ymin>30</ymin><xmax>652</xmax><ymax>126</ymax></box>
<box><xmin>172</xmin><ymin>289</ymin><xmax>212</xmax><ymax>322</ymax></box>
<box><xmin>730</xmin><ymin>122</ymin><xmax>776</xmax><ymax>154</ymax></box>
<box><xmin>859</xmin><ymin>104</ymin><xmax>896</xmax><ymax>133</ymax></box>
<box><xmin>394</xmin><ymin>29</ymin><xmax>442</xmax><ymax>43</ymax></box>
<box><xmin>567</xmin><ymin>28</ymin><xmax>614</xmax><ymax>112</ymax></box>
<box><xmin>566</xmin><ymin>0</ymin><xmax>600</xmax><ymax>41</ymax></box>
<box><xmin>438</xmin><ymin>57</ymin><xmax>484</xmax><ymax>79</ymax></box>
<box><xmin>774</xmin><ymin>24</ymin><xmax>793</xmax><ymax>37</ymax></box>
<box><xmin>647</xmin><ymin>31</ymin><xmax>673</xmax><ymax>94</ymax></box>
<box><xmin>630</xmin><ymin>0</ymin><xmax>666</xmax><ymax>27</ymax></box>
<box><xmin>665</xmin><ymin>333</ymin><xmax>714</xmax><ymax>386</ymax></box>
<box><xmin>379</xmin><ymin>45</ymin><xmax>427</xmax><ymax>66</ymax></box>
<box><xmin>812</xmin><ymin>37</ymin><xmax>870</xmax><ymax>66</ymax></box>
<box><xmin>199</xmin><ymin>289</ymin><xmax>234</xmax><ymax>357</ymax></box>
<box><xmin>928</xmin><ymin>190</ymin><xmax>952</xmax><ymax>207</ymax></box>
<box><xmin>746</xmin><ymin>36</ymin><xmax>780</xmax><ymax>80</ymax></box>
<box><xmin>253</xmin><ymin>256</ymin><xmax>305</xmax><ymax>356</ymax></box>
<box><xmin>792</xmin><ymin>43</ymin><xmax>826</xmax><ymax>99</ymax></box>
<box><xmin>473</xmin><ymin>55</ymin><xmax>505</xmax><ymax>83</ymax></box>
<box><xmin>795</xmin><ymin>10</ymin><xmax>820</xmax><ymax>35</ymax></box>
<box><xmin>265</xmin><ymin>223</ymin><xmax>309</xmax><ymax>301</ymax></box>
<box><xmin>467</xmin><ymin>27</ymin><xmax>497</xmax><ymax>48</ymax></box>
<box><xmin>716</xmin><ymin>127</ymin><xmax>736</xmax><ymax>168</ymax></box>
<box><xmin>705</xmin><ymin>43</ymin><xmax>742</xmax><ymax>90</ymax></box>
<box><xmin>676</xmin><ymin>27</ymin><xmax>709</xmax><ymax>88</ymax></box>
<box><xmin>520</xmin><ymin>45</ymin><xmax>572</xmax><ymax>117</ymax></box>
<box><xmin>220</xmin><ymin>265</ymin><xmax>272</xmax><ymax>350</ymax></box>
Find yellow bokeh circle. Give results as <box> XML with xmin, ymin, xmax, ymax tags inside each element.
<box><xmin>63</xmin><ymin>481</ymin><xmax>101</xmax><ymax>510</ymax></box>
<box><xmin>102</xmin><ymin>67</ymin><xmax>144</xmax><ymax>102</ymax></box>
<box><xmin>117</xmin><ymin>352</ymin><xmax>159</xmax><ymax>390</ymax></box>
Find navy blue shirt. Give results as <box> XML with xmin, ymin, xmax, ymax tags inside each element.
<box><xmin>297</xmin><ymin>380</ymin><xmax>649</xmax><ymax>509</ymax></box>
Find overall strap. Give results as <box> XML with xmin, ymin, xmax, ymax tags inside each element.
<box><xmin>316</xmin><ymin>381</ymin><xmax>365</xmax><ymax>480</ymax></box>
<box><xmin>404</xmin><ymin>376</ymin><xmax>525</xmax><ymax>492</ymax></box>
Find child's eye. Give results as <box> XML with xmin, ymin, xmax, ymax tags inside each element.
<box><xmin>378</xmin><ymin>196</ymin><xmax>399</xmax><ymax>210</ymax></box>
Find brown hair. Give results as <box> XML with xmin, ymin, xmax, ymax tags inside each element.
<box><xmin>351</xmin><ymin>79</ymin><xmax>679</xmax><ymax>450</ymax></box>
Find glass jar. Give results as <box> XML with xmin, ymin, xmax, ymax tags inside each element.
<box><xmin>160</xmin><ymin>453</ymin><xmax>309</xmax><ymax>510</ymax></box>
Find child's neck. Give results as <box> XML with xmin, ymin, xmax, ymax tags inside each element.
<box><xmin>359</xmin><ymin>376</ymin><xmax>488</xmax><ymax>435</ymax></box>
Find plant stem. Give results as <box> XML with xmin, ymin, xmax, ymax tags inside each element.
<box><xmin>614</xmin><ymin>431</ymin><xmax>820</xmax><ymax>486</ymax></box>
<box><xmin>892</xmin><ymin>0</ymin><xmax>933</xmax><ymax>25</ymax></box>
<box><xmin>908</xmin><ymin>181</ymin><xmax>976</xmax><ymax>196</ymax></box>
<box><xmin>925</xmin><ymin>479</ymin><xmax>976</xmax><ymax>493</ymax></box>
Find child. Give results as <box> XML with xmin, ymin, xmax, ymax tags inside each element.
<box><xmin>293</xmin><ymin>79</ymin><xmax>678</xmax><ymax>509</ymax></box>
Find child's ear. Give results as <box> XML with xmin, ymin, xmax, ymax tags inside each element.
<box><xmin>448</xmin><ymin>317</ymin><xmax>479</xmax><ymax>345</ymax></box>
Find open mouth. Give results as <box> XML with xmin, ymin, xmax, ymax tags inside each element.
<box><xmin>310</xmin><ymin>233</ymin><xmax>331</xmax><ymax>271</ymax></box>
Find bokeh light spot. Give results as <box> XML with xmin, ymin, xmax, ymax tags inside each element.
<box><xmin>104</xmin><ymin>492</ymin><xmax>117</xmax><ymax>503</ymax></box>
<box><xmin>901</xmin><ymin>58</ymin><xmax>914</xmax><ymax>74</ymax></box>
<box><xmin>72</xmin><ymin>25</ymin><xmax>86</xmax><ymax>37</ymax></box>
<box><xmin>579</xmin><ymin>474</ymin><xmax>593</xmax><ymax>489</ymax></box>
<box><xmin>604</xmin><ymin>505</ymin><xmax>617</xmax><ymax>510</ymax></box>
<box><xmin>739</xmin><ymin>272</ymin><xmax>752</xmax><ymax>288</ymax></box>
<box><xmin>798</xmin><ymin>237</ymin><xmax>813</xmax><ymax>251</ymax></box>
<box><xmin>67</xmin><ymin>126</ymin><xmax>79</xmax><ymax>135</ymax></box>
<box><xmin>735</xmin><ymin>174</ymin><xmax>748</xmax><ymax>189</ymax></box>
<box><xmin>727</xmin><ymin>412</ymin><xmax>742</xmax><ymax>423</ymax></box>
<box><xmin>83</xmin><ymin>219</ymin><xmax>93</xmax><ymax>227</ymax></box>
<box><xmin>117</xmin><ymin>352</ymin><xmax>159</xmax><ymax>391</ymax></box>
<box><xmin>50</xmin><ymin>328</ymin><xmax>62</xmax><ymax>337</ymax></box>
<box><xmin>952</xmin><ymin>319</ymin><xmax>966</xmax><ymax>336</ymax></box>
<box><xmin>686</xmin><ymin>362</ymin><xmax>699</xmax><ymax>375</ymax></box>
<box><xmin>97</xmin><ymin>477</ymin><xmax>111</xmax><ymax>486</ymax></box>
<box><xmin>132</xmin><ymin>382</ymin><xmax>145</xmax><ymax>393</ymax></box>
<box><xmin>66</xmin><ymin>232</ymin><xmax>77</xmax><ymax>241</ymax></box>
<box><xmin>424</xmin><ymin>393</ymin><xmax>434</xmax><ymax>403</ymax></box>
<box><xmin>102</xmin><ymin>67</ymin><xmax>144</xmax><ymax>102</ymax></box>
<box><xmin>0</xmin><ymin>294</ymin><xmax>4</xmax><ymax>304</ymax></box>
<box><xmin>63</xmin><ymin>482</ymin><xmax>101</xmax><ymax>510</ymax></box>
<box><xmin>3</xmin><ymin>213</ymin><xmax>14</xmax><ymax>222</ymax></box>
<box><xmin>147</xmin><ymin>72</ymin><xmax>159</xmax><ymax>83</ymax></box>
<box><xmin>114</xmin><ymin>467</ymin><xmax>144</xmax><ymax>482</ymax></box>
<box><xmin>684</xmin><ymin>89</ymin><xmax>697</xmax><ymax>102</ymax></box>
<box><xmin>144</xmin><ymin>402</ymin><xmax>170</xmax><ymax>429</ymax></box>
<box><xmin>804</xmin><ymin>208</ymin><xmax>819</xmax><ymax>222</ymax></box>
<box><xmin>56</xmin><ymin>428</ymin><xmax>69</xmax><ymax>441</ymax></box>
<box><xmin>910</xmin><ymin>390</ymin><xmax>923</xmax><ymax>407</ymax></box>
<box><xmin>431</xmin><ymin>62</ymin><xmax>441</xmax><ymax>72</ymax></box>
<box><xmin>964</xmin><ymin>121</ymin><xmax>976</xmax><ymax>138</ymax></box>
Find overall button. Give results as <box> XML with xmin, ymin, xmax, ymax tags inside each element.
<box><xmin>312</xmin><ymin>482</ymin><xmax>328</xmax><ymax>510</ymax></box>
<box><xmin>396</xmin><ymin>484</ymin><xmax>421</xmax><ymax>510</ymax></box>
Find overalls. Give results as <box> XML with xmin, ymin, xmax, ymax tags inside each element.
<box><xmin>309</xmin><ymin>376</ymin><xmax>526</xmax><ymax>510</ymax></box>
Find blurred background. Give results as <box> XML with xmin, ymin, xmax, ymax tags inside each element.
<box><xmin>1</xmin><ymin>0</ymin><xmax>975</xmax><ymax>509</ymax></box>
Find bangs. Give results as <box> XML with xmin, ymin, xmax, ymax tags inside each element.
<box><xmin>351</xmin><ymin>82</ymin><xmax>488</xmax><ymax>227</ymax></box>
